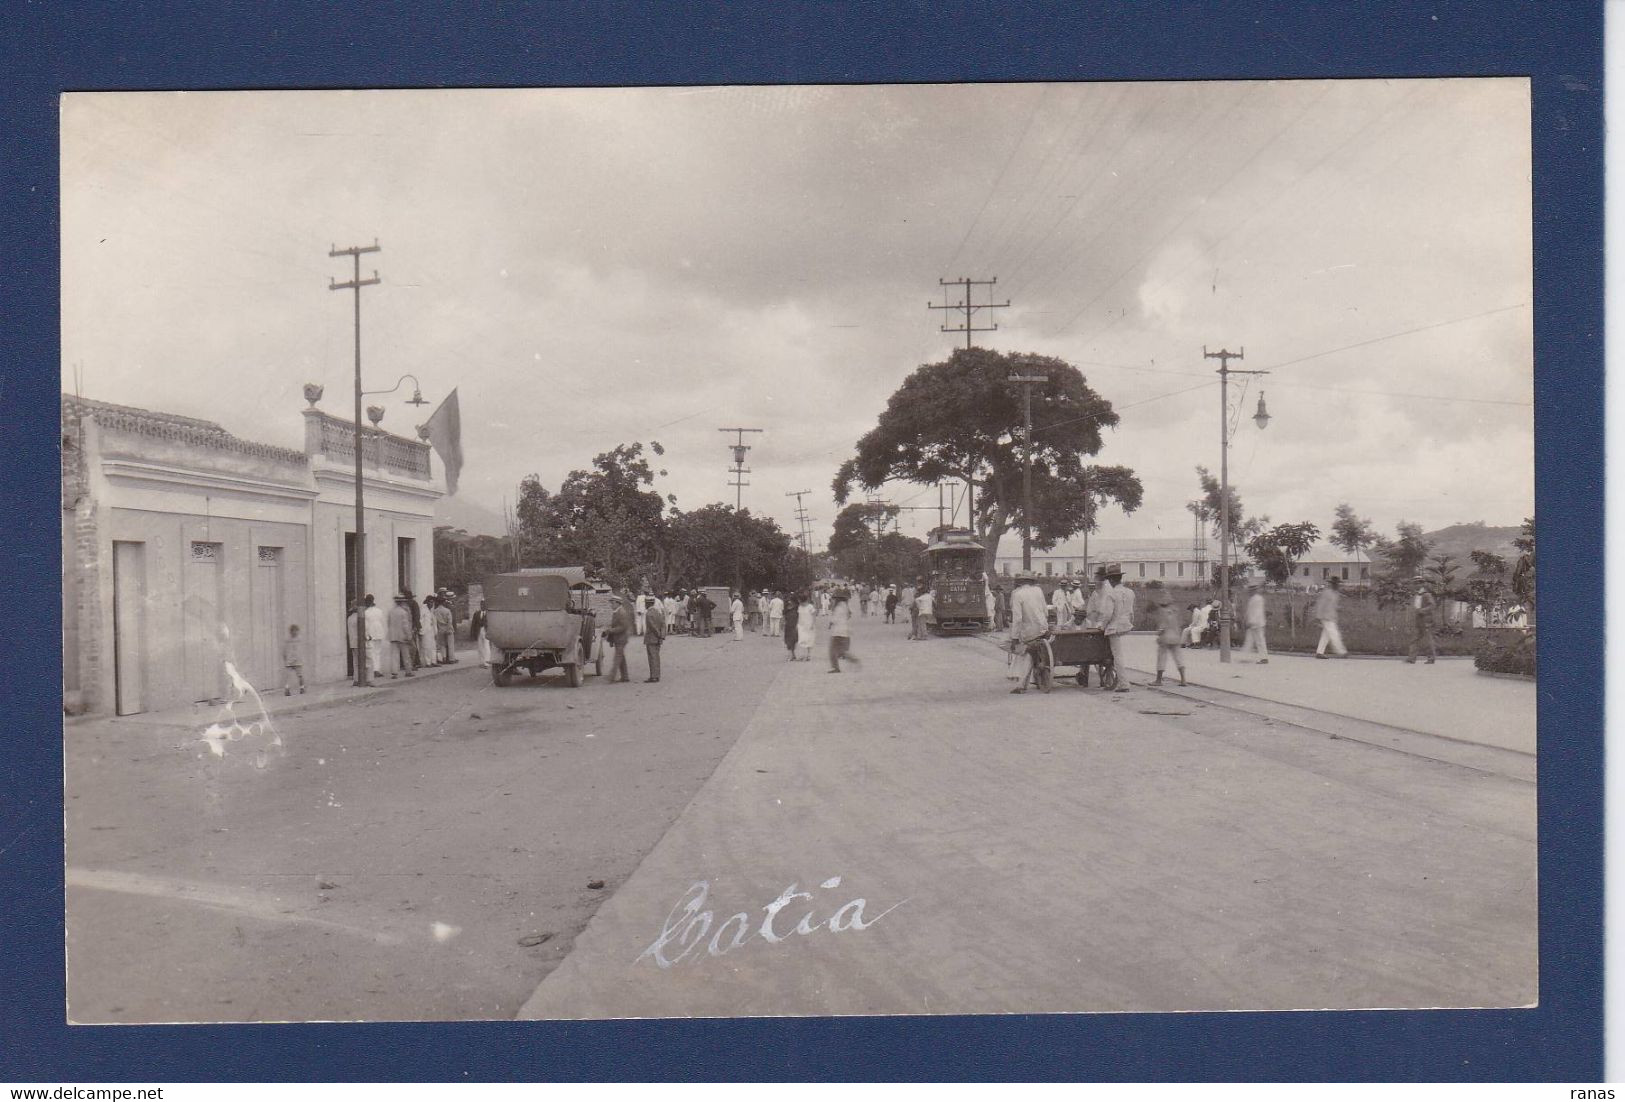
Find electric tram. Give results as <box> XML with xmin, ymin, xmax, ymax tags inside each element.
<box><xmin>920</xmin><ymin>528</ymin><xmax>991</xmax><ymax>634</ymax></box>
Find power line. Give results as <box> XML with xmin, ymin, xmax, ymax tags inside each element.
<box><xmin>1252</xmin><ymin>303</ymin><xmax>1529</xmax><ymax>375</ymax></box>
<box><xmin>1050</xmin><ymin>82</ymin><xmax>1338</xmax><ymax>339</ymax></box>
<box><xmin>941</xmin><ymin>84</ymin><xmax>1051</xmax><ymax>275</ymax></box>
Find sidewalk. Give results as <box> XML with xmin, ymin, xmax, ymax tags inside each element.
<box><xmin>1112</xmin><ymin>633</ymin><xmax>1536</xmax><ymax>754</ymax></box>
<box><xmin>66</xmin><ymin>641</ymin><xmax>483</xmax><ymax>733</ymax></box>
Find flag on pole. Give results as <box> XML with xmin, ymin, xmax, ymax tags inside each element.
<box><xmin>424</xmin><ymin>388</ymin><xmax>463</xmax><ymax>495</ymax></box>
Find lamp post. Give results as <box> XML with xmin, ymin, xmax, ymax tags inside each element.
<box><xmin>1204</xmin><ymin>347</ymin><xmax>1270</xmax><ymax>663</ymax></box>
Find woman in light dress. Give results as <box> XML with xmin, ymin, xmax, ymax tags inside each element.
<box><xmin>796</xmin><ymin>595</ymin><xmax>816</xmax><ymax>661</ymax></box>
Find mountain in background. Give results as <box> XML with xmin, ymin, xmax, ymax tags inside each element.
<box><xmin>435</xmin><ymin>495</ymin><xmax>508</xmax><ymax>538</ymax></box>
<box><xmin>1420</xmin><ymin>521</ymin><xmax>1524</xmax><ymax>564</ymax></box>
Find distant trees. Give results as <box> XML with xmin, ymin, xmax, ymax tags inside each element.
<box><xmin>663</xmin><ymin>504</ymin><xmax>796</xmax><ymax>591</ymax></box>
<box><xmin>827</xmin><ymin>502</ymin><xmax>926</xmax><ymax>584</ymax></box>
<box><xmin>515</xmin><ymin>442</ymin><xmax>670</xmax><ymax>587</ymax></box>
<box><xmin>512</xmin><ymin>441</ymin><xmax>801</xmax><ymax>592</ymax></box>
<box><xmin>833</xmin><ymin>347</ymin><xmax>1142</xmax><ymax>576</ymax></box>
<box><xmin>432</xmin><ymin>527</ymin><xmax>515</xmax><ymax>591</ymax></box>
<box><xmin>1330</xmin><ymin>503</ymin><xmax>1378</xmax><ymax>560</ymax></box>
<box><xmin>1371</xmin><ymin>521</ymin><xmax>1432</xmax><ymax>607</ymax></box>
<box><xmin>1245</xmin><ymin>522</ymin><xmax>1322</xmax><ymax>586</ymax></box>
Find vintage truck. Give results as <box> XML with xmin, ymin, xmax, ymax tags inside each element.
<box><xmin>482</xmin><ymin>569</ymin><xmax>604</xmax><ymax>687</ymax></box>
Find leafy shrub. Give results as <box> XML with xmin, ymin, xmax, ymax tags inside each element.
<box><xmin>1474</xmin><ymin>631</ymin><xmax>1536</xmax><ymax>677</ymax></box>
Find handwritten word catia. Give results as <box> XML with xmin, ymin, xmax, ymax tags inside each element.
<box><xmin>638</xmin><ymin>877</ymin><xmax>904</xmax><ymax>968</ymax></box>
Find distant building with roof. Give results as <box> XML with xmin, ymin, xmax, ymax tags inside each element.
<box><xmin>991</xmin><ymin>535</ymin><xmax>1373</xmax><ymax>589</ymax></box>
<box><xmin>62</xmin><ymin>393</ymin><xmax>446</xmax><ymax>716</ymax></box>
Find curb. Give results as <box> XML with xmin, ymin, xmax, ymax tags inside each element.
<box><xmin>65</xmin><ymin>649</ymin><xmax>483</xmax><ymax>731</ymax></box>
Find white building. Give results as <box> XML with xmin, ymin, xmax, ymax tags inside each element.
<box><xmin>992</xmin><ymin>535</ymin><xmax>1373</xmax><ymax>588</ymax></box>
<box><xmin>63</xmin><ymin>394</ymin><xmax>446</xmax><ymax>716</ymax></box>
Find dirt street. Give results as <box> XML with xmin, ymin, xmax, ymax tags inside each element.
<box><xmin>65</xmin><ymin>628</ymin><xmax>792</xmax><ymax>1022</ymax></box>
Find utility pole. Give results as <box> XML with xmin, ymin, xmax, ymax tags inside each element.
<box><xmin>785</xmin><ymin>489</ymin><xmax>814</xmax><ymax>575</ymax></box>
<box><xmin>720</xmin><ymin>427</ymin><xmax>762</xmax><ymax>591</ymax></box>
<box><xmin>1007</xmin><ymin>367</ymin><xmax>1048</xmax><ymax>571</ymax></box>
<box><xmin>719</xmin><ymin>427</ymin><xmax>763</xmax><ymax>511</ymax></box>
<box><xmin>936</xmin><ymin>483</ymin><xmax>946</xmax><ymax>538</ymax></box>
<box><xmin>932</xmin><ymin>277</ymin><xmax>1008</xmax><ymax>535</ymax></box>
<box><xmin>1205</xmin><ymin>346</ymin><xmax>1268</xmax><ymax>664</ymax></box>
<box><xmin>929</xmin><ymin>276</ymin><xmax>1011</xmax><ymax>350</ymax></box>
<box><xmin>330</xmin><ymin>240</ymin><xmax>380</xmax><ymax>686</ymax></box>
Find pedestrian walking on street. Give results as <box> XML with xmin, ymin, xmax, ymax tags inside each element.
<box><xmin>884</xmin><ymin>586</ymin><xmax>899</xmax><ymax>623</ymax></box>
<box><xmin>1242</xmin><ymin>580</ymin><xmax>1270</xmax><ymax>663</ymax></box>
<box><xmin>1313</xmin><ymin>578</ymin><xmax>1349</xmax><ymax>658</ymax></box>
<box><xmin>643</xmin><ymin>597</ymin><xmax>665</xmax><ymax>682</ymax></box>
<box><xmin>768</xmin><ymin>591</ymin><xmax>785</xmax><ymax>637</ymax></box>
<box><xmin>388</xmin><ymin>595</ymin><xmax>416</xmax><ymax>679</ymax></box>
<box><xmin>1148</xmin><ymin>583</ymin><xmax>1188</xmax><ymax>687</ymax></box>
<box><xmin>783</xmin><ymin>592</ymin><xmax>801</xmax><ymax>658</ymax></box>
<box><xmin>1102</xmin><ymin>564</ymin><xmax>1136</xmax><ymax>692</ymax></box>
<box><xmin>984</xmin><ymin>574</ymin><xmax>997</xmax><ymax>627</ymax></box>
<box><xmin>994</xmin><ymin>581</ymin><xmax>1010</xmax><ymax>630</ymax></box>
<box><xmin>696</xmin><ymin>591</ymin><xmax>716</xmax><ymax>636</ymax></box>
<box><xmin>796</xmin><ymin>594</ymin><xmax>816</xmax><ymax>661</ymax></box>
<box><xmin>434</xmin><ymin>596</ymin><xmax>456</xmax><ymax>664</ymax></box>
<box><xmin>606</xmin><ymin>593</ymin><xmax>633</xmax><ymax>683</ymax></box>
<box><xmin>633</xmin><ymin>590</ymin><xmax>648</xmax><ymax>637</ymax></box>
<box><xmin>362</xmin><ymin>595</ymin><xmax>387</xmax><ymax>680</ymax></box>
<box><xmin>1006</xmin><ymin>570</ymin><xmax>1049</xmax><ymax>693</ymax></box>
<box><xmin>282</xmin><ymin>624</ymin><xmax>307</xmax><ymax>696</ymax></box>
<box><xmin>827</xmin><ymin>588</ymin><xmax>859</xmax><ymax>672</ymax></box>
<box><xmin>1406</xmin><ymin>573</ymin><xmax>1439</xmax><ymax>664</ymax></box>
<box><xmin>731</xmin><ymin>592</ymin><xmax>745</xmax><ymax>641</ymax></box>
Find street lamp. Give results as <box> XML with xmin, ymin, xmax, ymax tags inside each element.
<box><xmin>1203</xmin><ymin>347</ymin><xmax>1270</xmax><ymax>664</ymax></box>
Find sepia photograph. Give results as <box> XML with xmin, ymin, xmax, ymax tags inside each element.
<box><xmin>60</xmin><ymin>78</ymin><xmax>1536</xmax><ymax>1025</ymax></box>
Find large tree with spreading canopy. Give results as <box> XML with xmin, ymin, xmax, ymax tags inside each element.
<box><xmin>832</xmin><ymin>347</ymin><xmax>1142</xmax><ymax>575</ymax></box>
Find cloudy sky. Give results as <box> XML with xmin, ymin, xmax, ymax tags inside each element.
<box><xmin>62</xmin><ymin>79</ymin><xmax>1532</xmax><ymax>550</ymax></box>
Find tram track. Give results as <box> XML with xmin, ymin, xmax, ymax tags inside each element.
<box><xmin>960</xmin><ymin>631</ymin><xmax>1534</xmax><ymax>784</ymax></box>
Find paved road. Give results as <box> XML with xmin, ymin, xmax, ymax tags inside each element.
<box><xmin>65</xmin><ymin>628</ymin><xmax>791</xmax><ymax>1022</ymax></box>
<box><xmin>521</xmin><ymin>620</ymin><xmax>1536</xmax><ymax>1019</ymax></box>
<box><xmin>64</xmin><ymin>616</ymin><xmax>1537</xmax><ymax>1023</ymax></box>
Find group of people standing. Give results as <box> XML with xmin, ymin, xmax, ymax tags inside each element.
<box><xmin>1005</xmin><ymin>562</ymin><xmax>1138</xmax><ymax>693</ymax></box>
<box><xmin>345</xmin><ymin>588</ymin><xmax>460</xmax><ymax>684</ymax></box>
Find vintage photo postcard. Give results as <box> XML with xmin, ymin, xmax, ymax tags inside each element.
<box><xmin>60</xmin><ymin>78</ymin><xmax>1535</xmax><ymax>1025</ymax></box>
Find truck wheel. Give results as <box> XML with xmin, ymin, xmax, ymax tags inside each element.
<box><xmin>566</xmin><ymin>662</ymin><xmax>583</xmax><ymax>688</ymax></box>
<box><xmin>492</xmin><ymin>662</ymin><xmax>511</xmax><ymax>687</ymax></box>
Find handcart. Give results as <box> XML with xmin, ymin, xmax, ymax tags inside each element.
<box><xmin>1037</xmin><ymin>627</ymin><xmax>1118</xmax><ymax>692</ymax></box>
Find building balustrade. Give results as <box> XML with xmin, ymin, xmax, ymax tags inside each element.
<box><xmin>305</xmin><ymin>409</ymin><xmax>431</xmax><ymax>480</ymax></box>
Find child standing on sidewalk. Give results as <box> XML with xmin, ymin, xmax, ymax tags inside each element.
<box><xmin>1148</xmin><ymin>585</ymin><xmax>1187</xmax><ymax>687</ymax></box>
<box><xmin>282</xmin><ymin>624</ymin><xmax>307</xmax><ymax>696</ymax></box>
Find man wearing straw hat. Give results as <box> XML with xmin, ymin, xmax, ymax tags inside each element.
<box><xmin>1101</xmin><ymin>562</ymin><xmax>1136</xmax><ymax>692</ymax></box>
